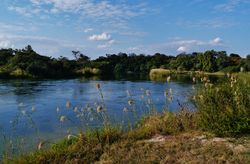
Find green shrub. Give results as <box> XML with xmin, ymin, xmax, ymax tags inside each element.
<box><xmin>221</xmin><ymin>66</ymin><xmax>240</xmax><ymax>73</ymax></box>
<box><xmin>195</xmin><ymin>74</ymin><xmax>250</xmax><ymax>136</ymax></box>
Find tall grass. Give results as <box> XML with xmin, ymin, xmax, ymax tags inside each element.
<box><xmin>195</xmin><ymin>73</ymin><xmax>250</xmax><ymax>136</ymax></box>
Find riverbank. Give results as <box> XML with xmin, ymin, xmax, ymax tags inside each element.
<box><xmin>7</xmin><ymin>112</ymin><xmax>250</xmax><ymax>163</ymax></box>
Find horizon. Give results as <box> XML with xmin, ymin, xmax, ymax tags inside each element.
<box><xmin>1</xmin><ymin>0</ymin><xmax>250</xmax><ymax>59</ymax></box>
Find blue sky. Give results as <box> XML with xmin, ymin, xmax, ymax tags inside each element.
<box><xmin>0</xmin><ymin>0</ymin><xmax>250</xmax><ymax>59</ymax></box>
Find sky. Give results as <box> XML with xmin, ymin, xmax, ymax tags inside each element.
<box><xmin>0</xmin><ymin>0</ymin><xmax>250</xmax><ymax>59</ymax></box>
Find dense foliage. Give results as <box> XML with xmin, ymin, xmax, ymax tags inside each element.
<box><xmin>0</xmin><ymin>45</ymin><xmax>249</xmax><ymax>78</ymax></box>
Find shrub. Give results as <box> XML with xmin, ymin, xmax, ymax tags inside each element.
<box><xmin>221</xmin><ymin>66</ymin><xmax>240</xmax><ymax>73</ymax></box>
<box><xmin>195</xmin><ymin>74</ymin><xmax>250</xmax><ymax>136</ymax></box>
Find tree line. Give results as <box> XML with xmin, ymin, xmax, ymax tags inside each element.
<box><xmin>0</xmin><ymin>45</ymin><xmax>249</xmax><ymax>79</ymax></box>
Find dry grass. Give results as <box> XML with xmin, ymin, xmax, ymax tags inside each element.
<box><xmin>99</xmin><ymin>133</ymin><xmax>250</xmax><ymax>164</ymax></box>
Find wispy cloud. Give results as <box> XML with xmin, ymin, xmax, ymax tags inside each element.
<box><xmin>0</xmin><ymin>32</ymin><xmax>84</xmax><ymax>57</ymax></box>
<box><xmin>128</xmin><ymin>37</ymin><xmax>225</xmax><ymax>55</ymax></box>
<box><xmin>0</xmin><ymin>22</ymin><xmax>38</xmax><ymax>33</ymax></box>
<box><xmin>83</xmin><ymin>28</ymin><xmax>93</xmax><ymax>33</ymax></box>
<box><xmin>9</xmin><ymin>0</ymin><xmax>148</xmax><ymax>28</ymax></box>
<box><xmin>8</xmin><ymin>6</ymin><xmax>41</xmax><ymax>17</ymax></box>
<box><xmin>97</xmin><ymin>39</ymin><xmax>115</xmax><ymax>49</ymax></box>
<box><xmin>176</xmin><ymin>18</ymin><xmax>237</xmax><ymax>28</ymax></box>
<box><xmin>173</xmin><ymin>37</ymin><xmax>223</xmax><ymax>53</ymax></box>
<box><xmin>214</xmin><ymin>0</ymin><xmax>249</xmax><ymax>12</ymax></box>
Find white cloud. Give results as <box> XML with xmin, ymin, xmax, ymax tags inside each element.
<box><xmin>209</xmin><ymin>37</ymin><xmax>222</xmax><ymax>45</ymax></box>
<box><xmin>0</xmin><ymin>40</ymin><xmax>14</xmax><ymax>49</ymax></box>
<box><xmin>89</xmin><ymin>32</ymin><xmax>111</xmax><ymax>41</ymax></box>
<box><xmin>171</xmin><ymin>37</ymin><xmax>223</xmax><ymax>53</ymax></box>
<box><xmin>177</xmin><ymin>46</ymin><xmax>188</xmax><ymax>53</ymax></box>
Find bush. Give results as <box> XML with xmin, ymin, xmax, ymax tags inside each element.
<box><xmin>195</xmin><ymin>74</ymin><xmax>250</xmax><ymax>136</ymax></box>
<box><xmin>221</xmin><ymin>66</ymin><xmax>240</xmax><ymax>73</ymax></box>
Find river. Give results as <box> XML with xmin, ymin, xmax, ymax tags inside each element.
<box><xmin>0</xmin><ymin>76</ymin><xmax>196</xmax><ymax>154</ymax></box>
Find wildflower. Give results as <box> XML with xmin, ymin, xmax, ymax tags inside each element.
<box><xmin>167</xmin><ymin>95</ymin><xmax>173</xmax><ymax>102</ymax></box>
<box><xmin>123</xmin><ymin>107</ymin><xmax>128</xmax><ymax>112</ymax></box>
<box><xmin>67</xmin><ymin>134</ymin><xmax>73</xmax><ymax>140</ymax></box>
<box><xmin>37</xmin><ymin>141</ymin><xmax>46</xmax><ymax>150</ymax></box>
<box><xmin>167</xmin><ymin>76</ymin><xmax>171</xmax><ymax>83</ymax></box>
<box><xmin>74</xmin><ymin>107</ymin><xmax>79</xmax><ymax>113</ymax></box>
<box><xmin>97</xmin><ymin>105</ymin><xmax>103</xmax><ymax>112</ymax></box>
<box><xmin>96</xmin><ymin>83</ymin><xmax>101</xmax><ymax>89</ymax></box>
<box><xmin>192</xmin><ymin>77</ymin><xmax>196</xmax><ymax>83</ymax></box>
<box><xmin>169</xmin><ymin>88</ymin><xmax>172</xmax><ymax>95</ymax></box>
<box><xmin>146</xmin><ymin>90</ymin><xmax>151</xmax><ymax>96</ymax></box>
<box><xmin>60</xmin><ymin>116</ymin><xmax>66</xmax><ymax>123</ymax></box>
<box><xmin>147</xmin><ymin>99</ymin><xmax>152</xmax><ymax>104</ymax></box>
<box><xmin>203</xmin><ymin>77</ymin><xmax>208</xmax><ymax>82</ymax></box>
<box><xmin>128</xmin><ymin>100</ymin><xmax>134</xmax><ymax>106</ymax></box>
<box><xmin>66</xmin><ymin>101</ymin><xmax>71</xmax><ymax>109</ymax></box>
<box><xmin>56</xmin><ymin>107</ymin><xmax>60</xmax><ymax>113</ymax></box>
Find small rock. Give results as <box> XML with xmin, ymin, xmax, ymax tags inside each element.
<box><xmin>147</xmin><ymin>135</ymin><xmax>169</xmax><ymax>143</ymax></box>
<box><xmin>212</xmin><ymin>137</ymin><xmax>227</xmax><ymax>142</ymax></box>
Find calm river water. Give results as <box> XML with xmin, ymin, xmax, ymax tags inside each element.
<box><xmin>0</xmin><ymin>77</ymin><xmax>197</xmax><ymax>154</ymax></box>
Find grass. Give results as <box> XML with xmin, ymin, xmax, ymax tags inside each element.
<box><xmin>195</xmin><ymin>73</ymin><xmax>250</xmax><ymax>136</ymax></box>
<box><xmin>5</xmin><ymin>112</ymin><xmax>250</xmax><ymax>163</ymax></box>
<box><xmin>149</xmin><ymin>68</ymin><xmax>227</xmax><ymax>81</ymax></box>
